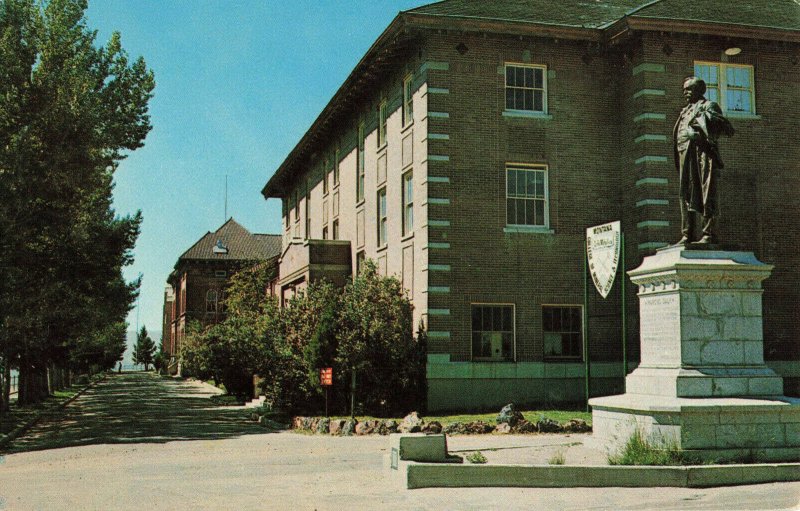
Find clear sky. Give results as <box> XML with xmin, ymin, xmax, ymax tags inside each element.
<box><xmin>84</xmin><ymin>0</ymin><xmax>430</xmax><ymax>342</ymax></box>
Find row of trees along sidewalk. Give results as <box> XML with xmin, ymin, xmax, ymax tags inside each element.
<box><xmin>0</xmin><ymin>0</ymin><xmax>155</xmax><ymax>410</ymax></box>
<box><xmin>182</xmin><ymin>261</ymin><xmax>427</xmax><ymax>417</ymax></box>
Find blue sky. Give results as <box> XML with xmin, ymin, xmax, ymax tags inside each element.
<box><xmin>84</xmin><ymin>0</ymin><xmax>429</xmax><ymax>342</ymax></box>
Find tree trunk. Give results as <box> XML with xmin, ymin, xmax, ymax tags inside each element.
<box><xmin>0</xmin><ymin>358</ymin><xmax>8</xmax><ymax>413</ymax></box>
<box><xmin>18</xmin><ymin>364</ymin><xmax>49</xmax><ymax>406</ymax></box>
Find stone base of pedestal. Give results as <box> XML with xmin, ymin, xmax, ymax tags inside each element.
<box><xmin>625</xmin><ymin>366</ymin><xmax>785</xmax><ymax>398</ymax></box>
<box><xmin>590</xmin><ymin>394</ymin><xmax>800</xmax><ymax>462</ymax></box>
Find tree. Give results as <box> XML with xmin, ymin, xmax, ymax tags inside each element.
<box><xmin>335</xmin><ymin>261</ymin><xmax>423</xmax><ymax>416</ymax></box>
<box><xmin>132</xmin><ymin>326</ymin><xmax>155</xmax><ymax>371</ymax></box>
<box><xmin>181</xmin><ymin>264</ymin><xmax>277</xmax><ymax>400</ymax></box>
<box><xmin>0</xmin><ymin>0</ymin><xmax>154</xmax><ymax>404</ymax></box>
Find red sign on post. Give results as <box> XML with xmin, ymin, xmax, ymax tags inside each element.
<box><xmin>320</xmin><ymin>367</ymin><xmax>333</xmax><ymax>386</ymax></box>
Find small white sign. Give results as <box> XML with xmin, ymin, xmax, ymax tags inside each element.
<box><xmin>586</xmin><ymin>221</ymin><xmax>621</xmax><ymax>298</ymax></box>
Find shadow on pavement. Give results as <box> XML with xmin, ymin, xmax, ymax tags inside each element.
<box><xmin>3</xmin><ymin>372</ymin><xmax>273</xmax><ymax>454</ymax></box>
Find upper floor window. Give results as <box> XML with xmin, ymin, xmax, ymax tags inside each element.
<box><xmin>333</xmin><ymin>147</ymin><xmax>340</xmax><ymax>186</ymax></box>
<box><xmin>377</xmin><ymin>187</ymin><xmax>387</xmax><ymax>247</ymax></box>
<box><xmin>294</xmin><ymin>189</ymin><xmax>300</xmax><ymax>221</ymax></box>
<box><xmin>332</xmin><ymin>219</ymin><xmax>339</xmax><ymax>240</ymax></box>
<box><xmin>505</xmin><ymin>63</ymin><xmax>546</xmax><ymax>113</ymax></box>
<box><xmin>304</xmin><ymin>185</ymin><xmax>310</xmax><ymax>239</ymax></box>
<box><xmin>322</xmin><ymin>225</ymin><xmax>328</xmax><ymax>240</ymax></box>
<box><xmin>543</xmin><ymin>305</ymin><xmax>583</xmax><ymax>360</ymax></box>
<box><xmin>694</xmin><ymin>62</ymin><xmax>755</xmax><ymax>114</ymax></box>
<box><xmin>402</xmin><ymin>75</ymin><xmax>414</xmax><ymax>126</ymax></box>
<box><xmin>378</xmin><ymin>100</ymin><xmax>388</xmax><ymax>148</ymax></box>
<box><xmin>357</xmin><ymin>122</ymin><xmax>365</xmax><ymax>202</ymax></box>
<box><xmin>471</xmin><ymin>304</ymin><xmax>514</xmax><ymax>362</ymax></box>
<box><xmin>205</xmin><ymin>289</ymin><xmax>218</xmax><ymax>313</ymax></box>
<box><xmin>506</xmin><ymin>164</ymin><xmax>549</xmax><ymax>228</ymax></box>
<box><xmin>402</xmin><ymin>171</ymin><xmax>413</xmax><ymax>236</ymax></box>
<box><xmin>323</xmin><ymin>158</ymin><xmax>329</xmax><ymax>195</ymax></box>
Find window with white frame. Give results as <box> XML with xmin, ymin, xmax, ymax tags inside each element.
<box><xmin>694</xmin><ymin>62</ymin><xmax>755</xmax><ymax>114</ymax></box>
<box><xmin>322</xmin><ymin>225</ymin><xmax>328</xmax><ymax>240</ymax></box>
<box><xmin>357</xmin><ymin>122</ymin><xmax>365</xmax><ymax>202</ymax></box>
<box><xmin>471</xmin><ymin>304</ymin><xmax>514</xmax><ymax>361</ymax></box>
<box><xmin>402</xmin><ymin>171</ymin><xmax>413</xmax><ymax>236</ymax></box>
<box><xmin>378</xmin><ymin>100</ymin><xmax>388</xmax><ymax>147</ymax></box>
<box><xmin>505</xmin><ymin>63</ymin><xmax>547</xmax><ymax>113</ymax></box>
<box><xmin>506</xmin><ymin>164</ymin><xmax>548</xmax><ymax>227</ymax></box>
<box><xmin>332</xmin><ymin>219</ymin><xmax>339</xmax><ymax>240</ymax></box>
<box><xmin>543</xmin><ymin>305</ymin><xmax>583</xmax><ymax>359</ymax></box>
<box><xmin>402</xmin><ymin>75</ymin><xmax>413</xmax><ymax>126</ymax></box>
<box><xmin>377</xmin><ymin>187</ymin><xmax>387</xmax><ymax>247</ymax></box>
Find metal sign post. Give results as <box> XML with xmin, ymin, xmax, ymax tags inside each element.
<box><xmin>319</xmin><ymin>367</ymin><xmax>333</xmax><ymax>417</ymax></box>
<box><xmin>585</xmin><ymin>220</ymin><xmax>624</xmax><ymax>410</ymax></box>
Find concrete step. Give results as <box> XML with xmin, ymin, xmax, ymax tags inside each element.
<box><xmin>244</xmin><ymin>396</ymin><xmax>266</xmax><ymax>408</ymax></box>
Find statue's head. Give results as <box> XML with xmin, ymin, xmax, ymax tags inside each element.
<box><xmin>683</xmin><ymin>76</ymin><xmax>706</xmax><ymax>104</ymax></box>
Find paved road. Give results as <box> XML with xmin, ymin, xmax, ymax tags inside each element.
<box><xmin>0</xmin><ymin>373</ymin><xmax>798</xmax><ymax>510</ymax></box>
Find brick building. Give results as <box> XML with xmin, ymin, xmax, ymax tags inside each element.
<box><xmin>163</xmin><ymin>218</ymin><xmax>281</xmax><ymax>373</ymax></box>
<box><xmin>261</xmin><ymin>0</ymin><xmax>800</xmax><ymax>411</ymax></box>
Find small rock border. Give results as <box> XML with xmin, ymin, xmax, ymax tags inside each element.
<box><xmin>253</xmin><ymin>404</ymin><xmax>591</xmax><ymax>437</ymax></box>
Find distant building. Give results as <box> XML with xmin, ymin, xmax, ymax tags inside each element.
<box><xmin>261</xmin><ymin>0</ymin><xmax>800</xmax><ymax>411</ymax></box>
<box><xmin>163</xmin><ymin>218</ymin><xmax>281</xmax><ymax>373</ymax></box>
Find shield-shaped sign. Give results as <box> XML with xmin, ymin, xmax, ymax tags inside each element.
<box><xmin>586</xmin><ymin>221</ymin><xmax>621</xmax><ymax>298</ymax></box>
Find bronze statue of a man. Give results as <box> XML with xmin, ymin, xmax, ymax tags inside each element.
<box><xmin>673</xmin><ymin>76</ymin><xmax>735</xmax><ymax>245</ymax></box>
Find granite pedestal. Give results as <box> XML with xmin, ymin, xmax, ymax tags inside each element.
<box><xmin>590</xmin><ymin>246</ymin><xmax>800</xmax><ymax>461</ymax></box>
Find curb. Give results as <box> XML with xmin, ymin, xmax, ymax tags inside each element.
<box><xmin>401</xmin><ymin>462</ymin><xmax>800</xmax><ymax>489</ymax></box>
<box><xmin>0</xmin><ymin>374</ymin><xmax>107</xmax><ymax>451</ymax></box>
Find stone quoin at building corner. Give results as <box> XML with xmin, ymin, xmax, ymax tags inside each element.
<box><xmin>261</xmin><ymin>0</ymin><xmax>800</xmax><ymax>412</ymax></box>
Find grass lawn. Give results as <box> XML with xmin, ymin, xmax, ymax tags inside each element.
<box><xmin>0</xmin><ymin>374</ymin><xmax>103</xmax><ymax>441</ymax></box>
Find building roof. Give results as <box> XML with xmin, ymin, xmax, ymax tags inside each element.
<box><xmin>404</xmin><ymin>0</ymin><xmax>649</xmax><ymax>29</ymax></box>
<box><xmin>176</xmin><ymin>218</ymin><xmax>281</xmax><ymax>264</ymax></box>
<box><xmin>632</xmin><ymin>0</ymin><xmax>800</xmax><ymax>32</ymax></box>
<box><xmin>262</xmin><ymin>0</ymin><xmax>800</xmax><ymax>199</ymax></box>
<box><xmin>405</xmin><ymin>0</ymin><xmax>800</xmax><ymax>31</ymax></box>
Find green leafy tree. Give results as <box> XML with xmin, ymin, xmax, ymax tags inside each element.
<box><xmin>181</xmin><ymin>264</ymin><xmax>278</xmax><ymax>400</ymax></box>
<box><xmin>132</xmin><ymin>326</ymin><xmax>155</xmax><ymax>371</ymax></box>
<box><xmin>335</xmin><ymin>261</ymin><xmax>423</xmax><ymax>416</ymax></box>
<box><xmin>0</xmin><ymin>0</ymin><xmax>154</xmax><ymax>404</ymax></box>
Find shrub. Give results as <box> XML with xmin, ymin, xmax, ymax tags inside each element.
<box><xmin>466</xmin><ymin>451</ymin><xmax>488</xmax><ymax>464</ymax></box>
<box><xmin>608</xmin><ymin>429</ymin><xmax>700</xmax><ymax>466</ymax></box>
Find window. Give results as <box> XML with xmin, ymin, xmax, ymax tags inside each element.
<box><xmin>322</xmin><ymin>225</ymin><xmax>328</xmax><ymax>240</ymax></box>
<box><xmin>402</xmin><ymin>171</ymin><xmax>413</xmax><ymax>235</ymax></box>
<box><xmin>543</xmin><ymin>306</ymin><xmax>583</xmax><ymax>359</ymax></box>
<box><xmin>283</xmin><ymin>199</ymin><xmax>289</xmax><ymax>228</ymax></box>
<box><xmin>219</xmin><ymin>291</ymin><xmax>227</xmax><ymax>314</ymax></box>
<box><xmin>356</xmin><ymin>251</ymin><xmax>366</xmax><ymax>274</ymax></box>
<box><xmin>334</xmin><ymin>147</ymin><xmax>340</xmax><ymax>186</ymax></box>
<box><xmin>471</xmin><ymin>304</ymin><xmax>514</xmax><ymax>361</ymax></box>
<box><xmin>323</xmin><ymin>158</ymin><xmax>329</xmax><ymax>195</ymax></box>
<box><xmin>332</xmin><ymin>219</ymin><xmax>339</xmax><ymax>240</ymax></box>
<box><xmin>505</xmin><ymin>63</ymin><xmax>546</xmax><ymax>113</ymax></box>
<box><xmin>304</xmin><ymin>184</ymin><xmax>310</xmax><ymax>239</ymax></box>
<box><xmin>377</xmin><ymin>187</ymin><xmax>387</xmax><ymax>247</ymax></box>
<box><xmin>506</xmin><ymin>164</ymin><xmax>548</xmax><ymax>227</ymax></box>
<box><xmin>214</xmin><ymin>270</ymin><xmax>226</xmax><ymax>278</ymax></box>
<box><xmin>378</xmin><ymin>100</ymin><xmax>388</xmax><ymax>147</ymax></box>
<box><xmin>357</xmin><ymin>122</ymin><xmax>365</xmax><ymax>202</ymax></box>
<box><xmin>694</xmin><ymin>62</ymin><xmax>755</xmax><ymax>114</ymax></box>
<box><xmin>205</xmin><ymin>289</ymin><xmax>218</xmax><ymax>313</ymax></box>
<box><xmin>294</xmin><ymin>189</ymin><xmax>299</xmax><ymax>221</ymax></box>
<box><xmin>402</xmin><ymin>75</ymin><xmax>414</xmax><ymax>126</ymax></box>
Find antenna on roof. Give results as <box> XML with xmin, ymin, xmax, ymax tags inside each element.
<box><xmin>224</xmin><ymin>173</ymin><xmax>228</xmax><ymax>221</ymax></box>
